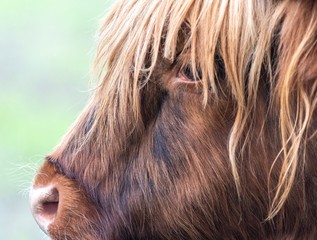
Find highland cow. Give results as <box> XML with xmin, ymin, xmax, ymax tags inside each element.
<box><xmin>30</xmin><ymin>0</ymin><xmax>317</xmax><ymax>239</ymax></box>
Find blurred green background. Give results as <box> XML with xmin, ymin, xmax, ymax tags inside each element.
<box><xmin>0</xmin><ymin>0</ymin><xmax>112</xmax><ymax>239</ymax></box>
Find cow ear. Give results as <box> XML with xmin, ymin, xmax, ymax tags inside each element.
<box><xmin>298</xmin><ymin>47</ymin><xmax>317</xmax><ymax>83</ymax></box>
<box><xmin>279</xmin><ymin>1</ymin><xmax>317</xmax><ymax>83</ymax></box>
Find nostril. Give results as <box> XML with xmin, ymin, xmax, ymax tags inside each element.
<box><xmin>42</xmin><ymin>201</ymin><xmax>59</xmax><ymax>216</ymax></box>
<box><xmin>39</xmin><ymin>187</ymin><xmax>59</xmax><ymax>218</ymax></box>
<box><xmin>30</xmin><ymin>185</ymin><xmax>59</xmax><ymax>233</ymax></box>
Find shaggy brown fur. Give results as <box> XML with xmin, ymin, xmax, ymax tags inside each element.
<box><xmin>31</xmin><ymin>0</ymin><xmax>317</xmax><ymax>239</ymax></box>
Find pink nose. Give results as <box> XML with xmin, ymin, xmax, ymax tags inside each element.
<box><xmin>30</xmin><ymin>185</ymin><xmax>59</xmax><ymax>233</ymax></box>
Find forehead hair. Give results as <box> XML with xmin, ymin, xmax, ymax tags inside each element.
<box><xmin>94</xmin><ymin>0</ymin><xmax>272</xmax><ymax>105</ymax></box>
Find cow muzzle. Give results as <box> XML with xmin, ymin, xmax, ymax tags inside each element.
<box><xmin>30</xmin><ymin>185</ymin><xmax>59</xmax><ymax>233</ymax></box>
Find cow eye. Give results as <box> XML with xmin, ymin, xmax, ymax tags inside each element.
<box><xmin>179</xmin><ymin>65</ymin><xmax>202</xmax><ymax>82</ymax></box>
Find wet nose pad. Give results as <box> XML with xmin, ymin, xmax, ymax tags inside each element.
<box><xmin>30</xmin><ymin>185</ymin><xmax>59</xmax><ymax>233</ymax></box>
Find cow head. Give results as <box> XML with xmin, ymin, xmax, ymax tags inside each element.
<box><xmin>30</xmin><ymin>0</ymin><xmax>317</xmax><ymax>239</ymax></box>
